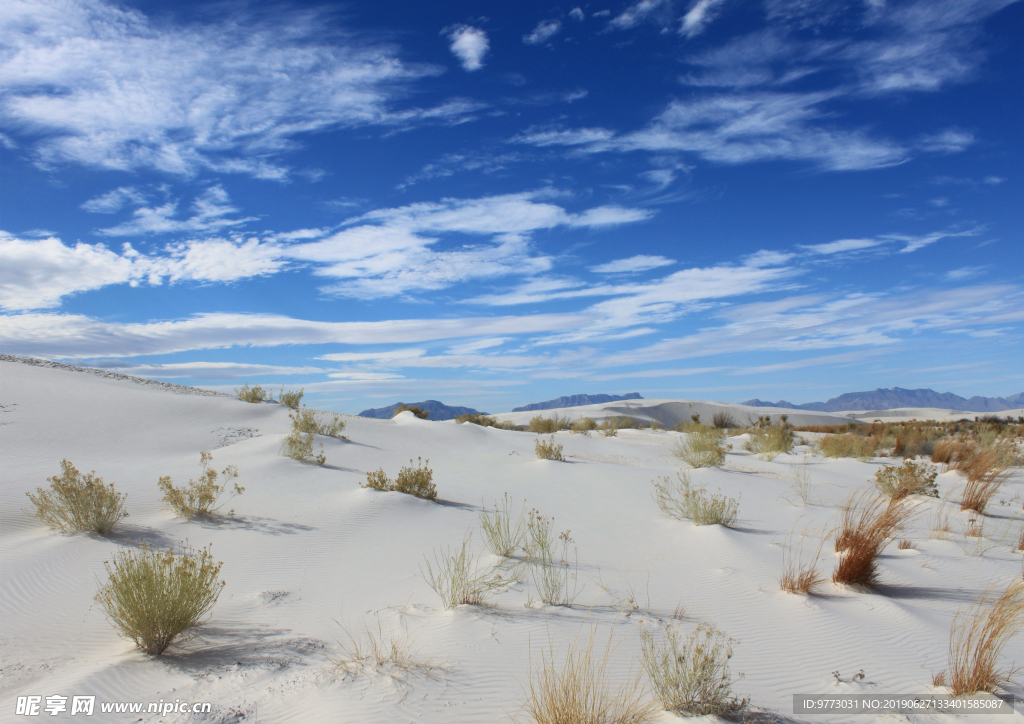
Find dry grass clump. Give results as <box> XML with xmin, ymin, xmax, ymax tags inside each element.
<box><xmin>640</xmin><ymin>623</ymin><xmax>749</xmax><ymax>717</ymax></box>
<box><xmin>393</xmin><ymin>403</ymin><xmax>430</xmax><ymax>419</ymax></box>
<box><xmin>158</xmin><ymin>451</ymin><xmax>244</xmax><ymax>519</ymax></box>
<box><xmin>672</xmin><ymin>427</ymin><xmax>726</xmax><ymax>468</ymax></box>
<box><xmin>290</xmin><ymin>407</ymin><xmax>346</xmax><ymax>437</ymax></box>
<box><xmin>95</xmin><ymin>541</ymin><xmax>224</xmax><ymax>656</ymax></box>
<box><xmin>652</xmin><ymin>472</ymin><xmax>739</xmax><ymax>527</ymax></box>
<box><xmin>480</xmin><ymin>493</ymin><xmax>528</xmax><ymax>557</ymax></box>
<box><xmin>26</xmin><ymin>460</ymin><xmax>129</xmax><ymax>536</ymax></box>
<box><xmin>711</xmin><ymin>411</ymin><xmax>738</xmax><ymax>430</ymax></box>
<box><xmin>832</xmin><ymin>492</ymin><xmax>915</xmax><ymax>588</ymax></box>
<box><xmin>818</xmin><ymin>433</ymin><xmax>880</xmax><ymax>460</ymax></box>
<box><xmin>779</xmin><ymin>537</ymin><xmax>824</xmax><ymax>594</ymax></box>
<box><xmin>523</xmin><ymin>634</ymin><xmax>656</xmax><ymax>724</ymax></box>
<box><xmin>530</xmin><ymin>414</ymin><xmax>572</xmax><ymax>434</ymax></box>
<box><xmin>873</xmin><ymin>460</ymin><xmax>939</xmax><ymax>500</ymax></box>
<box><xmin>331</xmin><ymin>619</ymin><xmax>438</xmax><ymax>678</ymax></box>
<box><xmin>362</xmin><ymin>457</ymin><xmax>437</xmax><ymax>501</ymax></box>
<box><xmin>897</xmin><ymin>539</ymin><xmax>917</xmax><ymax>550</ymax></box>
<box><xmin>744</xmin><ymin>426</ymin><xmax>795</xmax><ymax>461</ymax></box>
<box><xmin>571</xmin><ymin>417</ymin><xmax>598</xmax><ymax>434</ymax></box>
<box><xmin>421</xmin><ymin>535</ymin><xmax>515</xmax><ymax>609</ymax></box>
<box><xmin>455</xmin><ymin>413</ymin><xmax>519</xmax><ymax>429</ymax></box>
<box><xmin>235</xmin><ymin>383</ymin><xmax>269</xmax><ymax>403</ymax></box>
<box><xmin>936</xmin><ymin>580</ymin><xmax>1024</xmax><ymax>696</ymax></box>
<box><xmin>277</xmin><ymin>387</ymin><xmax>304</xmax><ymax>409</ymax></box>
<box><xmin>281</xmin><ymin>430</ymin><xmax>326</xmax><ymax>465</ymax></box>
<box><xmin>535</xmin><ymin>436</ymin><xmax>565</xmax><ymax>461</ymax></box>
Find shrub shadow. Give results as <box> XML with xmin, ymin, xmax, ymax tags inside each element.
<box><xmin>194</xmin><ymin>515</ymin><xmax>316</xmax><ymax>536</ymax></box>
<box><xmin>159</xmin><ymin>623</ymin><xmax>327</xmax><ymax>674</ymax></box>
<box><xmin>107</xmin><ymin>525</ymin><xmax>178</xmax><ymax>549</ymax></box>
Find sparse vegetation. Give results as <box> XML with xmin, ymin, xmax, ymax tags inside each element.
<box><xmin>480</xmin><ymin>493</ymin><xmax>527</xmax><ymax>557</ymax></box>
<box><xmin>535</xmin><ymin>436</ymin><xmax>565</xmax><ymax>461</ymax></box>
<box><xmin>331</xmin><ymin>619</ymin><xmax>438</xmax><ymax>678</ymax></box>
<box><xmin>818</xmin><ymin>433</ymin><xmax>880</xmax><ymax>460</ymax></box>
<box><xmin>290</xmin><ymin>407</ymin><xmax>346</xmax><ymax>437</ymax></box>
<box><xmin>652</xmin><ymin>472</ymin><xmax>739</xmax><ymax>527</ymax></box>
<box><xmin>832</xmin><ymin>492</ymin><xmax>916</xmax><ymax>588</ymax></box>
<box><xmin>282</xmin><ymin>430</ymin><xmax>326</xmax><ymax>465</ymax></box>
<box><xmin>873</xmin><ymin>460</ymin><xmax>939</xmax><ymax>500</ymax></box>
<box><xmin>525</xmin><ymin>513</ymin><xmax>577</xmax><ymax>606</ymax></box>
<box><xmin>530</xmin><ymin>414</ymin><xmax>572</xmax><ymax>434</ymax></box>
<box><xmin>897</xmin><ymin>539</ymin><xmax>917</xmax><ymax>550</ymax></box>
<box><xmin>421</xmin><ymin>535</ymin><xmax>515</xmax><ymax>609</ymax></box>
<box><xmin>393</xmin><ymin>403</ymin><xmax>429</xmax><ymax>419</ymax></box>
<box><xmin>278</xmin><ymin>388</ymin><xmax>304</xmax><ymax>410</ymax></box>
<box><xmin>158</xmin><ymin>451</ymin><xmax>244</xmax><ymax>519</ymax></box>
<box><xmin>571</xmin><ymin>417</ymin><xmax>598</xmax><ymax>434</ymax></box>
<box><xmin>94</xmin><ymin>541</ymin><xmax>224</xmax><ymax>656</ymax></box>
<box><xmin>672</xmin><ymin>427</ymin><xmax>726</xmax><ymax>468</ymax></box>
<box><xmin>235</xmin><ymin>383</ymin><xmax>269</xmax><ymax>403</ymax></box>
<box><xmin>455</xmin><ymin>413</ymin><xmax>519</xmax><ymax>429</ymax></box>
<box><xmin>744</xmin><ymin>425</ymin><xmax>794</xmax><ymax>460</ymax></box>
<box><xmin>362</xmin><ymin>458</ymin><xmax>437</xmax><ymax>501</ymax></box>
<box><xmin>785</xmin><ymin>458</ymin><xmax>815</xmax><ymax>506</ymax></box>
<box><xmin>711</xmin><ymin>411</ymin><xmax>737</xmax><ymax>430</ymax></box>
<box><xmin>640</xmin><ymin>623</ymin><xmax>749</xmax><ymax>717</ymax></box>
<box><xmin>26</xmin><ymin>460</ymin><xmax>129</xmax><ymax>536</ymax></box>
<box><xmin>779</xmin><ymin>537</ymin><xmax>823</xmax><ymax>594</ymax></box>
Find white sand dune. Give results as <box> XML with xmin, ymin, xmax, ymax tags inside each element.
<box><xmin>2</xmin><ymin>359</ymin><xmax>1023</xmax><ymax>723</ymax></box>
<box><xmin>840</xmin><ymin>408</ymin><xmax>1024</xmax><ymax>423</ymax></box>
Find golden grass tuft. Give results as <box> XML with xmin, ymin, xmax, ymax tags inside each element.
<box><xmin>896</xmin><ymin>539</ymin><xmax>917</xmax><ymax>550</ymax></box>
<box><xmin>535</xmin><ymin>436</ymin><xmax>565</xmax><ymax>461</ymax></box>
<box><xmin>652</xmin><ymin>472</ymin><xmax>739</xmax><ymax>527</ymax></box>
<box><xmin>362</xmin><ymin>458</ymin><xmax>437</xmax><ymax>500</ymax></box>
<box><xmin>779</xmin><ymin>536</ymin><xmax>824</xmax><ymax>594</ymax></box>
<box><xmin>480</xmin><ymin>493</ymin><xmax>528</xmax><ymax>557</ymax></box>
<box><xmin>95</xmin><ymin>541</ymin><xmax>224</xmax><ymax>656</ymax></box>
<box><xmin>421</xmin><ymin>535</ymin><xmax>515</xmax><ymax>609</ymax></box>
<box><xmin>277</xmin><ymin>387</ymin><xmax>304</xmax><ymax>410</ymax></box>
<box><xmin>571</xmin><ymin>417</ymin><xmax>598</xmax><ymax>434</ymax></box>
<box><xmin>158</xmin><ymin>451</ymin><xmax>244</xmax><ymax>519</ymax></box>
<box><xmin>393</xmin><ymin>403</ymin><xmax>429</xmax><ymax>419</ymax></box>
<box><xmin>818</xmin><ymin>433</ymin><xmax>880</xmax><ymax>460</ymax></box>
<box><xmin>331</xmin><ymin>619</ymin><xmax>439</xmax><ymax>679</ymax></box>
<box><xmin>743</xmin><ymin>425</ymin><xmax>794</xmax><ymax>461</ymax></box>
<box><xmin>290</xmin><ymin>408</ymin><xmax>346</xmax><ymax>437</ymax></box>
<box><xmin>672</xmin><ymin>427</ymin><xmax>726</xmax><ymax>468</ymax></box>
<box><xmin>530</xmin><ymin>414</ymin><xmax>572</xmax><ymax>434</ymax></box>
<box><xmin>832</xmin><ymin>492</ymin><xmax>916</xmax><ymax>588</ymax></box>
<box><xmin>26</xmin><ymin>460</ymin><xmax>129</xmax><ymax>536</ymax></box>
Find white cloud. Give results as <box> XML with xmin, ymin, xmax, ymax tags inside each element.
<box><xmin>916</xmin><ymin>129</ymin><xmax>976</xmax><ymax>153</ymax></box>
<box><xmin>80</xmin><ymin>186</ymin><xmax>147</xmax><ymax>213</ymax></box>
<box><xmin>800</xmin><ymin>238</ymin><xmax>884</xmax><ymax>255</ymax></box>
<box><xmin>569</xmin><ymin>8</ymin><xmax>586</xmax><ymax>21</ymax></box>
<box><xmin>444</xmin><ymin>25</ymin><xmax>489</xmax><ymax>71</ymax></box>
<box><xmin>524</xmin><ymin>20</ymin><xmax>562</xmax><ymax>45</ymax></box>
<box><xmin>609</xmin><ymin>0</ymin><xmax>675</xmax><ymax>30</ymax></box>
<box><xmin>945</xmin><ymin>266</ymin><xmax>987</xmax><ymax>281</ymax></box>
<box><xmin>97</xmin><ymin>186</ymin><xmax>255</xmax><ymax>236</ymax></box>
<box><xmin>318</xmin><ymin>349</ymin><xmax>426</xmax><ymax>362</ymax></box>
<box><xmin>87</xmin><ymin>360</ymin><xmax>325</xmax><ymax>380</ymax></box>
<box><xmin>590</xmin><ymin>255</ymin><xmax>676</xmax><ymax>274</ymax></box>
<box><xmin>327</xmin><ymin>372</ymin><xmax>404</xmax><ymax>380</ymax></box>
<box><xmin>680</xmin><ymin>0</ymin><xmax>731</xmax><ymax>37</ymax></box>
<box><xmin>0</xmin><ymin>0</ymin><xmax>442</xmax><ymax>178</ymax></box>
<box><xmin>884</xmin><ymin>227</ymin><xmax>983</xmax><ymax>253</ymax></box>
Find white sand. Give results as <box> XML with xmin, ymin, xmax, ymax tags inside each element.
<box><xmin>840</xmin><ymin>408</ymin><xmax>1024</xmax><ymax>424</ymax></box>
<box><xmin>2</xmin><ymin>359</ymin><xmax>1023</xmax><ymax>723</ymax></box>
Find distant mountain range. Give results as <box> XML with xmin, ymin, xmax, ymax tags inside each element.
<box><xmin>512</xmin><ymin>392</ymin><xmax>643</xmax><ymax>412</ymax></box>
<box><xmin>743</xmin><ymin>388</ymin><xmax>1024</xmax><ymax>413</ymax></box>
<box><xmin>358</xmin><ymin>400</ymin><xmax>485</xmax><ymax>421</ymax></box>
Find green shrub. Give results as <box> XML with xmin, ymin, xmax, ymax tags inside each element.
<box><xmin>290</xmin><ymin>408</ymin><xmax>346</xmax><ymax>437</ymax></box>
<box><xmin>393</xmin><ymin>404</ymin><xmax>429</xmax><ymax>419</ymax></box>
<box><xmin>158</xmin><ymin>452</ymin><xmax>244</xmax><ymax>519</ymax></box>
<box><xmin>672</xmin><ymin>427</ymin><xmax>726</xmax><ymax>468</ymax></box>
<box><xmin>535</xmin><ymin>436</ymin><xmax>565</xmax><ymax>461</ymax></box>
<box><xmin>278</xmin><ymin>388</ymin><xmax>304</xmax><ymax>410</ymax></box>
<box><xmin>640</xmin><ymin>623</ymin><xmax>749</xmax><ymax>716</ymax></box>
<box><xmin>26</xmin><ymin>460</ymin><xmax>129</xmax><ymax>536</ymax></box>
<box><xmin>874</xmin><ymin>460</ymin><xmax>939</xmax><ymax>500</ymax></box>
<box><xmin>744</xmin><ymin>426</ymin><xmax>795</xmax><ymax>461</ymax></box>
<box><xmin>235</xmin><ymin>384</ymin><xmax>268</xmax><ymax>403</ymax></box>
<box><xmin>652</xmin><ymin>472</ymin><xmax>739</xmax><ymax>527</ymax></box>
<box><xmin>361</xmin><ymin>458</ymin><xmax>437</xmax><ymax>501</ymax></box>
<box><xmin>282</xmin><ymin>431</ymin><xmax>326</xmax><ymax>465</ymax></box>
<box><xmin>95</xmin><ymin>542</ymin><xmax>224</xmax><ymax>656</ymax></box>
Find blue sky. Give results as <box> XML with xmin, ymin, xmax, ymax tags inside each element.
<box><xmin>1</xmin><ymin>0</ymin><xmax>1022</xmax><ymax>413</ymax></box>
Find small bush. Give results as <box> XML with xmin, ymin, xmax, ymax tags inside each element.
<box><xmin>95</xmin><ymin>542</ymin><xmax>224</xmax><ymax>656</ymax></box>
<box><xmin>744</xmin><ymin>426</ymin><xmax>794</xmax><ymax>461</ymax></box>
<box><xmin>362</xmin><ymin>458</ymin><xmax>437</xmax><ymax>501</ymax></box>
<box><xmin>570</xmin><ymin>417</ymin><xmax>598</xmax><ymax>434</ymax></box>
<box><xmin>456</xmin><ymin>413</ymin><xmax>519</xmax><ymax>430</ymax></box>
<box><xmin>640</xmin><ymin>623</ymin><xmax>749</xmax><ymax>717</ymax></box>
<box><xmin>711</xmin><ymin>411</ymin><xmax>737</xmax><ymax>429</ymax></box>
<box><xmin>282</xmin><ymin>431</ymin><xmax>326</xmax><ymax>465</ymax></box>
<box><xmin>535</xmin><ymin>436</ymin><xmax>565</xmax><ymax>461</ymax></box>
<box><xmin>940</xmin><ymin>580</ymin><xmax>1024</xmax><ymax>695</ymax></box>
<box><xmin>819</xmin><ymin>433</ymin><xmax>879</xmax><ymax>460</ymax></box>
<box><xmin>26</xmin><ymin>460</ymin><xmax>129</xmax><ymax>536</ymax></box>
<box><xmin>393</xmin><ymin>404</ymin><xmax>429</xmax><ymax>419</ymax></box>
<box><xmin>158</xmin><ymin>452</ymin><xmax>243</xmax><ymax>520</ymax></box>
<box><xmin>235</xmin><ymin>383</ymin><xmax>268</xmax><ymax>403</ymax></box>
<box><xmin>672</xmin><ymin>427</ymin><xmax>726</xmax><ymax>468</ymax></box>
<box><xmin>832</xmin><ymin>493</ymin><xmax>915</xmax><ymax>588</ymax></box>
<box><xmin>480</xmin><ymin>493</ymin><xmax>527</xmax><ymax>557</ymax></box>
<box><xmin>873</xmin><ymin>460</ymin><xmax>939</xmax><ymax>500</ymax></box>
<box><xmin>421</xmin><ymin>535</ymin><xmax>515</xmax><ymax>609</ymax></box>
<box><xmin>278</xmin><ymin>388</ymin><xmax>304</xmax><ymax>410</ymax></box>
<box><xmin>529</xmin><ymin>414</ymin><xmax>571</xmax><ymax>434</ymax></box>
<box><xmin>652</xmin><ymin>472</ymin><xmax>739</xmax><ymax>527</ymax></box>
<box><xmin>291</xmin><ymin>408</ymin><xmax>346</xmax><ymax>437</ymax></box>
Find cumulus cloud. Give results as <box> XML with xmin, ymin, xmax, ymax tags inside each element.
<box><xmin>444</xmin><ymin>25</ymin><xmax>489</xmax><ymax>71</ymax></box>
<box><xmin>590</xmin><ymin>255</ymin><xmax>676</xmax><ymax>274</ymax></box>
<box><xmin>524</xmin><ymin>19</ymin><xmax>562</xmax><ymax>45</ymax></box>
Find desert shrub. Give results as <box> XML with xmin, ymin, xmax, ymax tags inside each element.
<box><xmin>524</xmin><ymin>634</ymin><xmax>655</xmax><ymax>724</ymax></box>
<box><xmin>529</xmin><ymin>414</ymin><xmax>571</xmax><ymax>434</ymax></box>
<box><xmin>421</xmin><ymin>535</ymin><xmax>515</xmax><ymax>609</ymax></box>
<box><xmin>649</xmin><ymin>420</ymin><xmax>663</xmax><ymax>431</ymax></box>
<box><xmin>711</xmin><ymin>411</ymin><xmax>737</xmax><ymax>430</ymax></box>
<box><xmin>938</xmin><ymin>580</ymin><xmax>1024</xmax><ymax>696</ymax></box>
<box><xmin>361</xmin><ymin>458</ymin><xmax>437</xmax><ymax>501</ymax></box>
<box><xmin>95</xmin><ymin>542</ymin><xmax>224</xmax><ymax>656</ymax></box>
<box><xmin>393</xmin><ymin>403</ymin><xmax>429</xmax><ymax>419</ymax></box>
<box><xmin>571</xmin><ymin>417</ymin><xmax>598</xmax><ymax>434</ymax></box>
<box><xmin>235</xmin><ymin>383</ymin><xmax>268</xmax><ymax>403</ymax></box>
<box><xmin>832</xmin><ymin>493</ymin><xmax>915</xmax><ymax>588</ymax></box>
<box><xmin>480</xmin><ymin>493</ymin><xmax>528</xmax><ymax>557</ymax></box>
<box><xmin>456</xmin><ymin>412</ymin><xmax>496</xmax><ymax>426</ymax></box>
<box><xmin>535</xmin><ymin>436</ymin><xmax>565</xmax><ymax>461</ymax></box>
<box><xmin>290</xmin><ymin>407</ymin><xmax>346</xmax><ymax>437</ymax></box>
<box><xmin>640</xmin><ymin>623</ymin><xmax>749</xmax><ymax>717</ymax></box>
<box><xmin>933</xmin><ymin>438</ymin><xmax>975</xmax><ymax>466</ymax></box>
<box><xmin>743</xmin><ymin>426</ymin><xmax>794</xmax><ymax>461</ymax></box>
<box><xmin>158</xmin><ymin>452</ymin><xmax>244</xmax><ymax>519</ymax></box>
<box><xmin>278</xmin><ymin>388</ymin><xmax>304</xmax><ymax>410</ymax></box>
<box><xmin>818</xmin><ymin>433</ymin><xmax>879</xmax><ymax>460</ymax></box>
<box><xmin>26</xmin><ymin>460</ymin><xmax>129</xmax><ymax>536</ymax></box>
<box><xmin>873</xmin><ymin>460</ymin><xmax>939</xmax><ymax>500</ymax></box>
<box><xmin>672</xmin><ymin>427</ymin><xmax>726</xmax><ymax>468</ymax></box>
<box><xmin>652</xmin><ymin>472</ymin><xmax>739</xmax><ymax>527</ymax></box>
<box><xmin>281</xmin><ymin>431</ymin><xmax>326</xmax><ymax>465</ymax></box>
<box><xmin>598</xmin><ymin>419</ymin><xmax>619</xmax><ymax>437</ymax></box>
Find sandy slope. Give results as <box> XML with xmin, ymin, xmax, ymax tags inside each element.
<box><xmin>838</xmin><ymin>408</ymin><xmax>1024</xmax><ymax>424</ymax></box>
<box><xmin>2</xmin><ymin>359</ymin><xmax>1023</xmax><ymax>723</ymax></box>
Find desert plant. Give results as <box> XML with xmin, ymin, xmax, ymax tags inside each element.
<box><xmin>535</xmin><ymin>436</ymin><xmax>565</xmax><ymax>461</ymax></box>
<box><xmin>527</xmin><ymin>517</ymin><xmax>577</xmax><ymax>606</ymax></box>
<box><xmin>873</xmin><ymin>460</ymin><xmax>939</xmax><ymax>500</ymax></box>
<box><xmin>26</xmin><ymin>460</ymin><xmax>128</xmax><ymax>536</ymax></box>
<box><xmin>290</xmin><ymin>407</ymin><xmax>346</xmax><ymax>437</ymax></box>
<box><xmin>784</xmin><ymin>458</ymin><xmax>815</xmax><ymax>506</ymax></box>
<box><xmin>331</xmin><ymin>618</ymin><xmax>438</xmax><ymax>678</ymax></box>
<box><xmin>779</xmin><ymin>537</ymin><xmax>824</xmax><ymax>594</ymax></box>
<box><xmin>744</xmin><ymin>426</ymin><xmax>795</xmax><ymax>461</ymax></box>
<box><xmin>456</xmin><ymin>412</ymin><xmax>517</xmax><ymax>429</ymax></box>
<box><xmin>649</xmin><ymin>420</ymin><xmax>663</xmax><ymax>431</ymax></box>
<box><xmin>897</xmin><ymin>539</ymin><xmax>917</xmax><ymax>550</ymax></box>
<box><xmin>421</xmin><ymin>535</ymin><xmax>515</xmax><ymax>609</ymax></box>
<box><xmin>523</xmin><ymin>633</ymin><xmax>655</xmax><ymax>724</ymax></box>
<box><xmin>652</xmin><ymin>472</ymin><xmax>739</xmax><ymax>527</ymax></box>
<box><xmin>94</xmin><ymin>541</ymin><xmax>224</xmax><ymax>656</ymax></box>
<box><xmin>281</xmin><ymin>431</ymin><xmax>326</xmax><ymax>465</ymax></box>
<box><xmin>571</xmin><ymin>417</ymin><xmax>598</xmax><ymax>434</ymax></box>
<box><xmin>959</xmin><ymin>449</ymin><xmax>1012</xmax><ymax>514</ymax></box>
<box><xmin>158</xmin><ymin>452</ymin><xmax>244</xmax><ymax>519</ymax></box>
<box><xmin>818</xmin><ymin>433</ymin><xmax>879</xmax><ymax>460</ymax></box>
<box><xmin>640</xmin><ymin>623</ymin><xmax>749</xmax><ymax>717</ymax></box>
<box><xmin>832</xmin><ymin>492</ymin><xmax>916</xmax><ymax>588</ymax></box>
<box><xmin>937</xmin><ymin>580</ymin><xmax>1024</xmax><ymax>695</ymax></box>
<box><xmin>235</xmin><ymin>383</ymin><xmax>268</xmax><ymax>403</ymax></box>
<box><xmin>362</xmin><ymin>458</ymin><xmax>437</xmax><ymax>501</ymax></box>
<box><xmin>711</xmin><ymin>411</ymin><xmax>737</xmax><ymax>430</ymax></box>
<box><xmin>480</xmin><ymin>493</ymin><xmax>527</xmax><ymax>557</ymax></box>
<box><xmin>529</xmin><ymin>414</ymin><xmax>571</xmax><ymax>434</ymax></box>
<box><xmin>393</xmin><ymin>403</ymin><xmax>429</xmax><ymax>419</ymax></box>
<box><xmin>278</xmin><ymin>387</ymin><xmax>304</xmax><ymax>410</ymax></box>
<box><xmin>672</xmin><ymin>427</ymin><xmax>726</xmax><ymax>468</ymax></box>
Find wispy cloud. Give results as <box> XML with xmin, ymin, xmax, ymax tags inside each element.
<box><xmin>524</xmin><ymin>20</ymin><xmax>562</xmax><ymax>45</ymax></box>
<box><xmin>444</xmin><ymin>25</ymin><xmax>489</xmax><ymax>71</ymax></box>
<box><xmin>80</xmin><ymin>186</ymin><xmax>147</xmax><ymax>214</ymax></box>
<box><xmin>680</xmin><ymin>0</ymin><xmax>731</xmax><ymax>38</ymax></box>
<box><xmin>96</xmin><ymin>186</ymin><xmax>255</xmax><ymax>236</ymax></box>
<box><xmin>590</xmin><ymin>255</ymin><xmax>676</xmax><ymax>274</ymax></box>
<box><xmin>608</xmin><ymin>0</ymin><xmax>675</xmax><ymax>30</ymax></box>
